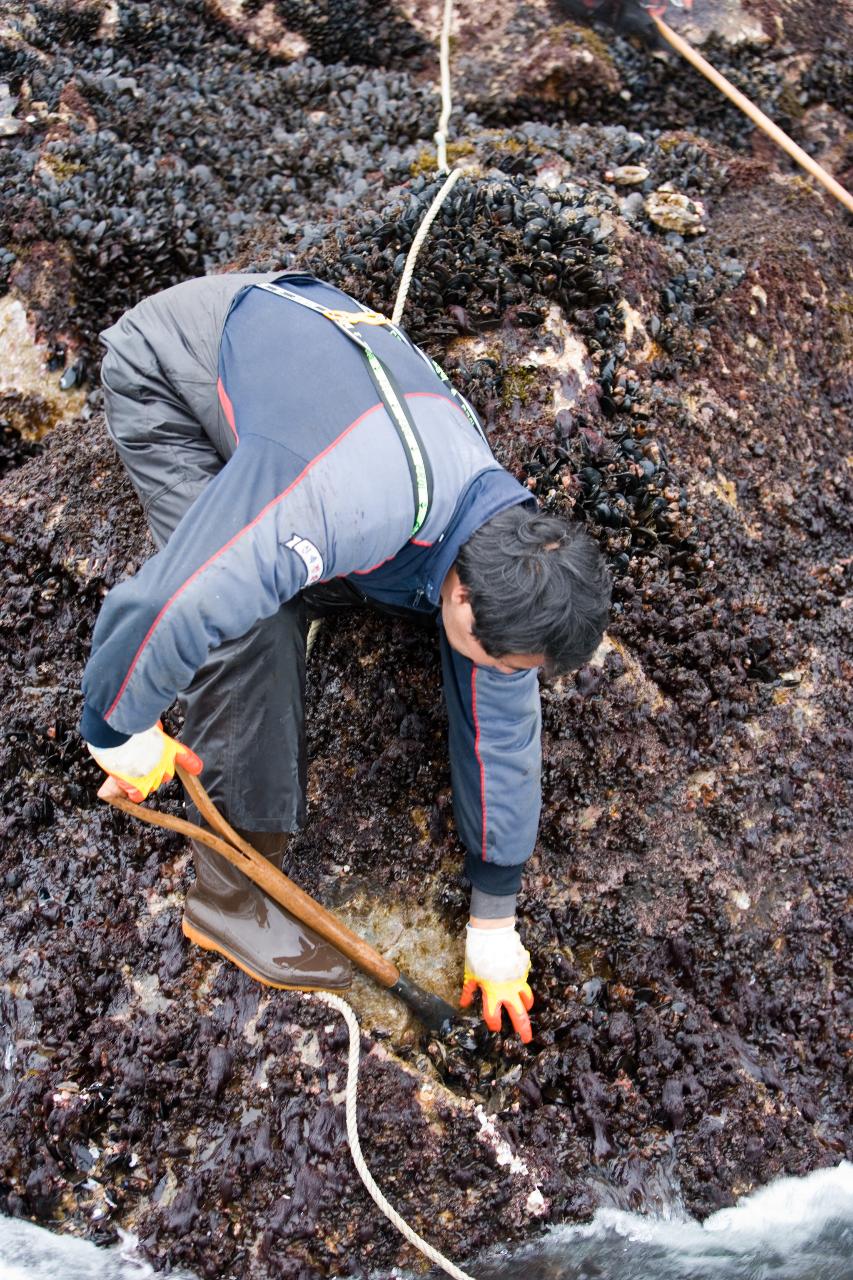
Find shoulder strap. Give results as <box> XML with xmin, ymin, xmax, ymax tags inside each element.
<box><xmin>257</xmin><ymin>281</ymin><xmax>432</xmax><ymax>538</ymax></box>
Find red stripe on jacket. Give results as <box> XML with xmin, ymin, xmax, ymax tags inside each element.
<box><xmin>217</xmin><ymin>377</ymin><xmax>238</xmax><ymax>443</ymax></box>
<box><xmin>406</xmin><ymin>390</ymin><xmax>471</xmax><ymax>421</ymax></box>
<box><xmin>471</xmin><ymin>667</ymin><xmax>488</xmax><ymax>860</ymax></box>
<box><xmin>105</xmin><ymin>403</ymin><xmax>382</xmax><ymax>722</ymax></box>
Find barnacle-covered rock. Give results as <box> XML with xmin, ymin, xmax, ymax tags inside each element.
<box><xmin>605</xmin><ymin>164</ymin><xmax>650</xmax><ymax>185</ymax></box>
<box><xmin>644</xmin><ymin>187</ymin><xmax>707</xmax><ymax>234</ymax></box>
<box><xmin>402</xmin><ymin>1</ymin><xmax>622</xmax><ymax>118</ymax></box>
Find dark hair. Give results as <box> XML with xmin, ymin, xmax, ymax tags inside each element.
<box><xmin>455</xmin><ymin>507</ymin><xmax>611</xmax><ymax>676</ymax></box>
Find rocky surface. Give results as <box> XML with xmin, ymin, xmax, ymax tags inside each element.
<box><xmin>1</xmin><ymin>1</ymin><xmax>851</xmax><ymax>1277</ymax></box>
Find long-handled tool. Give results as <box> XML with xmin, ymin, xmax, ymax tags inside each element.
<box><xmin>104</xmin><ymin>764</ymin><xmax>461</xmax><ymax>1032</ymax></box>
<box><xmin>651</xmin><ymin>11</ymin><xmax>853</xmax><ymax>215</ymax></box>
<box><xmin>565</xmin><ymin>2</ymin><xmax>853</xmax><ymax>213</ymax></box>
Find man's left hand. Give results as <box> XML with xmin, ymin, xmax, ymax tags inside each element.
<box><xmin>459</xmin><ymin>923</ymin><xmax>534</xmax><ymax>1043</ymax></box>
<box><xmin>87</xmin><ymin>723</ymin><xmax>202</xmax><ymax>803</ymax></box>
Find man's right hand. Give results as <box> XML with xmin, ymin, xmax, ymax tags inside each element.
<box><xmin>87</xmin><ymin>723</ymin><xmax>203</xmax><ymax>803</ymax></box>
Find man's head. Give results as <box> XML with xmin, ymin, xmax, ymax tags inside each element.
<box><xmin>441</xmin><ymin>507</ymin><xmax>611</xmax><ymax>676</ymax></box>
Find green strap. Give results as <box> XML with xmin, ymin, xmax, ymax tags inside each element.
<box><xmin>257</xmin><ymin>282</ymin><xmax>431</xmax><ymax>537</ymax></box>
<box><xmin>427</xmin><ymin>357</ymin><xmax>490</xmax><ymax>446</ymax></box>
<box><xmin>363</xmin><ymin>351</ymin><xmax>430</xmax><ymax>535</ymax></box>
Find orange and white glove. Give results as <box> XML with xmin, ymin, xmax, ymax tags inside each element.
<box><xmin>459</xmin><ymin>924</ymin><xmax>534</xmax><ymax>1043</ymax></box>
<box><xmin>86</xmin><ymin>723</ymin><xmax>203</xmax><ymax>802</ymax></box>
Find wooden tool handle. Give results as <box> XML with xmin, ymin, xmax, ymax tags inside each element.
<box><xmin>105</xmin><ymin>770</ymin><xmax>400</xmax><ymax>988</ymax></box>
<box><xmin>653</xmin><ymin>15</ymin><xmax>853</xmax><ymax>215</ymax></box>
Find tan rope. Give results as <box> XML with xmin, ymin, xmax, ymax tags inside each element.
<box><xmin>306</xmin><ymin>617</ymin><xmax>323</xmax><ymax>658</ymax></box>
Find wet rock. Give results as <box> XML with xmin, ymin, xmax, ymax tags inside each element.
<box><xmin>0</xmin><ymin>295</ymin><xmax>87</xmax><ymax>444</ymax></box>
<box><xmin>204</xmin><ymin>2</ymin><xmax>311</xmax><ymax>62</ymax></box>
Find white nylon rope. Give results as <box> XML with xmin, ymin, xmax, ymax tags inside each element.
<box><xmin>313</xmin><ymin>991</ymin><xmax>476</xmax><ymax>1280</ymax></box>
<box><xmin>305</xmin><ymin>617</ymin><xmax>323</xmax><ymax>658</ymax></box>
<box><xmin>391</xmin><ymin>0</ymin><xmax>468</xmax><ymax>327</ymax></box>
<box><xmin>434</xmin><ymin>0</ymin><xmax>455</xmax><ymax>174</ymax></box>
<box><xmin>391</xmin><ymin>167</ymin><xmax>464</xmax><ymax>327</ymax></box>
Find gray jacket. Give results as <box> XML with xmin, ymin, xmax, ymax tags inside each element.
<box><xmin>82</xmin><ymin>274</ymin><xmax>541</xmax><ymax>895</ymax></box>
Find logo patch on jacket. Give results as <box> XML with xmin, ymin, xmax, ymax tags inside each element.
<box><xmin>285</xmin><ymin>534</ymin><xmax>324</xmax><ymax>585</ymax></box>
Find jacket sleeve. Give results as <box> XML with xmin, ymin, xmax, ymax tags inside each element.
<box><xmin>81</xmin><ymin>430</ymin><xmax>409</xmax><ymax>745</ymax></box>
<box><xmin>439</xmin><ymin>628</ymin><xmax>542</xmax><ymax>895</ymax></box>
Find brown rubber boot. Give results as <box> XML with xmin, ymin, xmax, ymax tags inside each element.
<box><xmin>182</xmin><ymin>832</ymin><xmax>352</xmax><ymax>990</ymax></box>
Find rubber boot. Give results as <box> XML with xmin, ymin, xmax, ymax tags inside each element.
<box><xmin>182</xmin><ymin>832</ymin><xmax>352</xmax><ymax>990</ymax></box>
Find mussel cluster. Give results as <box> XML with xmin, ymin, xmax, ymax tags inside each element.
<box><xmin>529</xmin><ymin>418</ymin><xmax>692</xmax><ymax>566</ymax></box>
<box><xmin>310</xmin><ymin>172</ymin><xmax>616</xmax><ymax>340</ymax></box>
<box><xmin>0</xmin><ymin>413</ymin><xmax>42</xmax><ymax>477</ymax></box>
<box><xmin>1</xmin><ymin>0</ymin><xmax>834</xmax><ymax>384</ymax></box>
<box><xmin>0</xmin><ymin>1</ymin><xmax>436</xmax><ymax>355</ymax></box>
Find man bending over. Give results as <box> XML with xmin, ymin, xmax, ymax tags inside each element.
<box><xmin>81</xmin><ymin>272</ymin><xmax>611</xmax><ymax>1042</ymax></box>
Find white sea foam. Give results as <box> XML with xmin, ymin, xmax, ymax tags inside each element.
<box><xmin>704</xmin><ymin>1162</ymin><xmax>853</xmax><ymax>1237</ymax></box>
<box><xmin>571</xmin><ymin>1160</ymin><xmax>853</xmax><ymax>1251</ymax></box>
<box><xmin>0</xmin><ymin>1222</ymin><xmax>198</xmax><ymax>1280</ymax></box>
<box><xmin>473</xmin><ymin>1161</ymin><xmax>853</xmax><ymax>1279</ymax></box>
